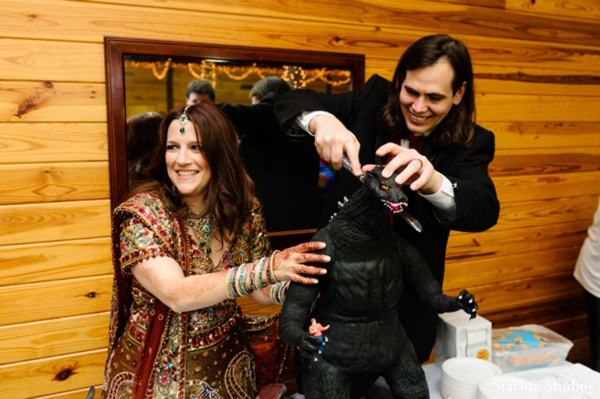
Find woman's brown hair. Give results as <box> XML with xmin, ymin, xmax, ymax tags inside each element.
<box><xmin>380</xmin><ymin>34</ymin><xmax>476</xmax><ymax>148</ymax></box>
<box><xmin>132</xmin><ymin>102</ymin><xmax>255</xmax><ymax>244</ymax></box>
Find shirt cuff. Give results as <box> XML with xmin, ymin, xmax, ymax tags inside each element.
<box><xmin>296</xmin><ymin>110</ymin><xmax>334</xmax><ymax>136</ymax></box>
<box><xmin>418</xmin><ymin>173</ymin><xmax>457</xmax><ymax>221</ymax></box>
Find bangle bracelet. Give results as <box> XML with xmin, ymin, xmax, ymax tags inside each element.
<box><xmin>237</xmin><ymin>262</ymin><xmax>250</xmax><ymax>296</ymax></box>
<box><xmin>270</xmin><ymin>281</ymin><xmax>289</xmax><ymax>305</ymax></box>
<box><xmin>225</xmin><ymin>267</ymin><xmax>238</xmax><ymax>299</ymax></box>
<box><xmin>248</xmin><ymin>261</ymin><xmax>257</xmax><ymax>291</ymax></box>
<box><xmin>255</xmin><ymin>257</ymin><xmax>267</xmax><ymax>290</ymax></box>
<box><xmin>268</xmin><ymin>250</ymin><xmax>280</xmax><ymax>284</ymax></box>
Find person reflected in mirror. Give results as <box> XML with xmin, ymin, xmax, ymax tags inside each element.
<box><xmin>574</xmin><ymin>197</ymin><xmax>600</xmax><ymax>372</ymax></box>
<box><xmin>274</xmin><ymin>34</ymin><xmax>499</xmax><ymax>369</ymax></box>
<box><xmin>126</xmin><ymin>111</ymin><xmax>163</xmax><ymax>188</ymax></box>
<box><xmin>219</xmin><ymin>76</ymin><xmax>324</xmax><ymax>232</ymax></box>
<box><xmin>185</xmin><ymin>79</ymin><xmax>215</xmax><ymax>105</ymax></box>
<box><xmin>102</xmin><ymin>102</ymin><xmax>330</xmax><ymax>399</ymax></box>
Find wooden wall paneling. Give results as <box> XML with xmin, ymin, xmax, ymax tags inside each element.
<box><xmin>3</xmin><ymin>1</ymin><xmax>600</xmax><ymax>73</ymax></box>
<box><xmin>0</xmin><ymin>313</ymin><xmax>108</xmax><ymax>365</ymax></box>
<box><xmin>0</xmin><ymin>200</ymin><xmax>111</xmax><ymax>246</ymax></box>
<box><xmin>0</xmin><ymin>162</ymin><xmax>109</xmax><ymax>205</ymax></box>
<box><xmin>488</xmin><ymin>122</ymin><xmax>600</xmax><ymax>150</ymax></box>
<box><xmin>0</xmin><ymin>81</ymin><xmax>107</xmax><ymax>122</ymax></box>
<box><xmin>0</xmin><ymin>349</ymin><xmax>107</xmax><ymax>398</ymax></box>
<box><xmin>474</xmin><ymin>64</ymin><xmax>600</xmax><ymax>97</ymax></box>
<box><xmin>66</xmin><ymin>0</ymin><xmax>600</xmax><ymax>47</ymax></box>
<box><xmin>477</xmin><ymin>93</ymin><xmax>600</xmax><ymax>122</ymax></box>
<box><xmin>429</xmin><ymin>0</ymin><xmax>505</xmax><ymax>9</ymax></box>
<box><xmin>0</xmin><ymin>123</ymin><xmax>108</xmax><ymax>164</ymax></box>
<box><xmin>0</xmin><ymin>238</ymin><xmax>112</xmax><ymax>286</ymax></box>
<box><xmin>547</xmin><ymin>314</ymin><xmax>589</xmax><ymax>344</ymax></box>
<box><xmin>494</xmin><ymin>195</ymin><xmax>598</xmax><ymax>231</ymax></box>
<box><xmin>445</xmin><ymin>272</ymin><xmax>582</xmax><ymax>314</ymax></box>
<box><xmin>491</xmin><ymin>148</ymin><xmax>600</xmax><ymax>177</ymax></box>
<box><xmin>537</xmin><ymin>316</ymin><xmax>590</xmax><ymax>365</ymax></box>
<box><xmin>568</xmin><ymin>337</ymin><xmax>591</xmax><ymax>366</ymax></box>
<box><xmin>482</xmin><ymin>291</ymin><xmax>586</xmax><ymax>328</ymax></box>
<box><xmin>460</xmin><ymin>38</ymin><xmax>600</xmax><ymax>73</ymax></box>
<box><xmin>0</xmin><ymin>39</ymin><xmax>104</xmax><ymax>82</ymax></box>
<box><xmin>494</xmin><ymin>171</ymin><xmax>600</xmax><ymax>203</ymax></box>
<box><xmin>506</xmin><ymin>0</ymin><xmax>600</xmax><ymax>22</ymax></box>
<box><xmin>444</xmin><ymin>245</ymin><xmax>582</xmax><ymax>290</ymax></box>
<box><xmin>0</xmin><ymin>275</ymin><xmax>112</xmax><ymax>326</ymax></box>
<box><xmin>447</xmin><ymin>220</ymin><xmax>589</xmax><ymax>260</ymax></box>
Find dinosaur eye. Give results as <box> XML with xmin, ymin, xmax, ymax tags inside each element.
<box><xmin>381</xmin><ymin>184</ymin><xmax>390</xmax><ymax>190</ymax></box>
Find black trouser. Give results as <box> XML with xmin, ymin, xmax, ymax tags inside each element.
<box><xmin>583</xmin><ymin>289</ymin><xmax>600</xmax><ymax>372</ymax></box>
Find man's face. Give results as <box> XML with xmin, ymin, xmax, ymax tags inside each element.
<box><xmin>186</xmin><ymin>93</ymin><xmax>213</xmax><ymax>105</ymax></box>
<box><xmin>399</xmin><ymin>58</ymin><xmax>465</xmax><ymax>135</ymax></box>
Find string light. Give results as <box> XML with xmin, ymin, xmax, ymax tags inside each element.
<box><xmin>124</xmin><ymin>59</ymin><xmax>351</xmax><ymax>88</ymax></box>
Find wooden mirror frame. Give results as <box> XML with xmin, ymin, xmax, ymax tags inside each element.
<box><xmin>104</xmin><ymin>36</ymin><xmax>365</xmax><ymax>248</ymax></box>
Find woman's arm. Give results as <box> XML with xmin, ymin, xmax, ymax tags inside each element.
<box><xmin>131</xmin><ymin>257</ymin><xmax>229</xmax><ymax>313</ymax></box>
<box><xmin>132</xmin><ymin>243</ymin><xmax>329</xmax><ymax>312</ymax></box>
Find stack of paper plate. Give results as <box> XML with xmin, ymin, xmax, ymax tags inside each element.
<box><xmin>441</xmin><ymin>358</ymin><xmax>503</xmax><ymax>399</ymax></box>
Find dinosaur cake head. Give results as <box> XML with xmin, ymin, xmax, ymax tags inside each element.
<box><xmin>364</xmin><ymin>166</ymin><xmax>408</xmax><ymax>214</ymax></box>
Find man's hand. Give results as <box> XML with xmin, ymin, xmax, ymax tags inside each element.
<box><xmin>372</xmin><ymin>143</ymin><xmax>441</xmax><ymax>193</ymax></box>
<box><xmin>309</xmin><ymin>114</ymin><xmax>361</xmax><ymax>176</ymax></box>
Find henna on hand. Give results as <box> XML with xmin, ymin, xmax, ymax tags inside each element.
<box><xmin>271</xmin><ymin>242</ymin><xmax>329</xmax><ymax>284</ymax></box>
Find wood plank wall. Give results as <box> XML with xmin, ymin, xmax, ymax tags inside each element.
<box><xmin>0</xmin><ymin>0</ymin><xmax>598</xmax><ymax>397</ymax></box>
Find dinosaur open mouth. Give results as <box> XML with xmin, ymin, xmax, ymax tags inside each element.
<box><xmin>382</xmin><ymin>200</ymin><xmax>407</xmax><ymax>214</ymax></box>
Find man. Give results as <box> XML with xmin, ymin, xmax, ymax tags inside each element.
<box><xmin>185</xmin><ymin>79</ymin><xmax>215</xmax><ymax>104</ymax></box>
<box><xmin>275</xmin><ymin>34</ymin><xmax>499</xmax><ymax>365</ymax></box>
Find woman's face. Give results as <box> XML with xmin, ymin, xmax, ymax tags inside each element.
<box><xmin>399</xmin><ymin>58</ymin><xmax>465</xmax><ymax>135</ymax></box>
<box><xmin>165</xmin><ymin>119</ymin><xmax>212</xmax><ymax>209</ymax></box>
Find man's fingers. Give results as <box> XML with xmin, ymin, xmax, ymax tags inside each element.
<box><xmin>344</xmin><ymin>140</ymin><xmax>362</xmax><ymax>176</ymax></box>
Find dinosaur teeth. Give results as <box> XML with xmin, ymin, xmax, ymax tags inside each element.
<box><xmin>382</xmin><ymin>200</ymin><xmax>406</xmax><ymax>214</ymax></box>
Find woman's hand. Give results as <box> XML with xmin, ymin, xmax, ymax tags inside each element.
<box><xmin>272</xmin><ymin>241</ymin><xmax>329</xmax><ymax>284</ymax></box>
<box><xmin>309</xmin><ymin>114</ymin><xmax>362</xmax><ymax>176</ymax></box>
<box><xmin>371</xmin><ymin>143</ymin><xmax>442</xmax><ymax>194</ymax></box>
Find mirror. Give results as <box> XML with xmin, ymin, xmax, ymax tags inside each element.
<box><xmin>105</xmin><ymin>37</ymin><xmax>365</xmax><ymax>246</ymax></box>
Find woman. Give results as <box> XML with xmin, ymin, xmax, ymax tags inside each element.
<box><xmin>102</xmin><ymin>102</ymin><xmax>329</xmax><ymax>399</ymax></box>
<box><xmin>275</xmin><ymin>34</ymin><xmax>500</xmax><ymax>364</ymax></box>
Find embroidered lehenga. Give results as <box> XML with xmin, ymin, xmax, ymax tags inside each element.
<box><xmin>103</xmin><ymin>192</ymin><xmax>286</xmax><ymax>399</ymax></box>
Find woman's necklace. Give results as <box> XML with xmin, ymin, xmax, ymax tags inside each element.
<box><xmin>185</xmin><ymin>208</ymin><xmax>218</xmax><ymax>272</ymax></box>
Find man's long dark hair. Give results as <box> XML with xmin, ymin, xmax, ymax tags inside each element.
<box><xmin>380</xmin><ymin>34</ymin><xmax>476</xmax><ymax>148</ymax></box>
<box><xmin>132</xmin><ymin>102</ymin><xmax>255</xmax><ymax>244</ymax></box>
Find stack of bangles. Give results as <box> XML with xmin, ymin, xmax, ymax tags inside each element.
<box><xmin>225</xmin><ymin>250</ymin><xmax>290</xmax><ymax>304</ymax></box>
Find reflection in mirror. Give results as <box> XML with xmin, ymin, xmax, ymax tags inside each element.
<box><xmin>124</xmin><ymin>55</ymin><xmax>354</xmax><ymax>118</ymax></box>
<box><xmin>105</xmin><ymin>37</ymin><xmax>364</xmax><ymax>242</ymax></box>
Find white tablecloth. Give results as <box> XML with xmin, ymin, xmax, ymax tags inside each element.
<box><xmin>425</xmin><ymin>362</ymin><xmax>600</xmax><ymax>399</ymax></box>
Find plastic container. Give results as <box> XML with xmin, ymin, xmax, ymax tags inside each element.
<box><xmin>491</xmin><ymin>324</ymin><xmax>573</xmax><ymax>373</ymax></box>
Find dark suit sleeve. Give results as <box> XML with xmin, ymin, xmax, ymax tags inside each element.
<box><xmin>219</xmin><ymin>95</ymin><xmax>281</xmax><ymax>142</ymax></box>
<box><xmin>273</xmin><ymin>75</ymin><xmax>388</xmax><ymax>141</ymax></box>
<box><xmin>444</xmin><ymin>126</ymin><xmax>500</xmax><ymax>232</ymax></box>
